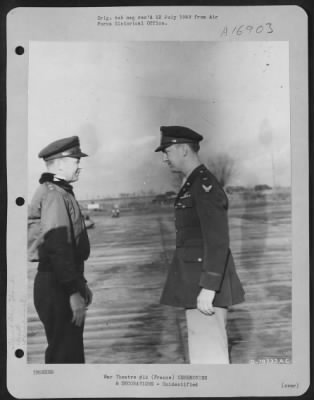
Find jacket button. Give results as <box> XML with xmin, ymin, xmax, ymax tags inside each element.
<box><xmin>198</xmin><ymin>258</ymin><xmax>202</xmax><ymax>262</ymax></box>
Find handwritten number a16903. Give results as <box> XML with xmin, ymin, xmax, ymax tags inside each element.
<box><xmin>221</xmin><ymin>23</ymin><xmax>274</xmax><ymax>37</ymax></box>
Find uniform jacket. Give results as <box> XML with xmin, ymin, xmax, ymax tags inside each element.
<box><xmin>28</xmin><ymin>173</ymin><xmax>90</xmax><ymax>296</ymax></box>
<box><xmin>160</xmin><ymin>164</ymin><xmax>245</xmax><ymax>308</ymax></box>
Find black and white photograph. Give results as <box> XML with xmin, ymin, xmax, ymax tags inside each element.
<box><xmin>26</xmin><ymin>39</ymin><xmax>291</xmax><ymax>365</ymax></box>
<box><xmin>6</xmin><ymin>5</ymin><xmax>310</xmax><ymax>398</ymax></box>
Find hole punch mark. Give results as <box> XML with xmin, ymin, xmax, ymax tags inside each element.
<box><xmin>15</xmin><ymin>46</ymin><xmax>24</xmax><ymax>55</ymax></box>
<box><xmin>16</xmin><ymin>197</ymin><xmax>25</xmax><ymax>206</ymax></box>
<box><xmin>15</xmin><ymin>349</ymin><xmax>24</xmax><ymax>358</ymax></box>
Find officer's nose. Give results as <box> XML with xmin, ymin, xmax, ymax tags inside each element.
<box><xmin>163</xmin><ymin>153</ymin><xmax>168</xmax><ymax>162</ymax></box>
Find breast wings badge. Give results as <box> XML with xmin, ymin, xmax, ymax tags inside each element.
<box><xmin>202</xmin><ymin>184</ymin><xmax>213</xmax><ymax>193</ymax></box>
<box><xmin>179</xmin><ymin>192</ymin><xmax>191</xmax><ymax>200</ymax></box>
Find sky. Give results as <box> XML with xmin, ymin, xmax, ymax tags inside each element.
<box><xmin>28</xmin><ymin>41</ymin><xmax>290</xmax><ymax>200</ymax></box>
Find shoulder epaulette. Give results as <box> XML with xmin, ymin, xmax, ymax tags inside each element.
<box><xmin>198</xmin><ymin>167</ymin><xmax>212</xmax><ymax>182</ymax></box>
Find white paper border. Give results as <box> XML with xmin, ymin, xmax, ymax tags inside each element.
<box><xmin>6</xmin><ymin>5</ymin><xmax>309</xmax><ymax>398</ymax></box>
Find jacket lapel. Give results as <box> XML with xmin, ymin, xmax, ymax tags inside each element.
<box><xmin>175</xmin><ymin>165</ymin><xmax>204</xmax><ymax>204</ymax></box>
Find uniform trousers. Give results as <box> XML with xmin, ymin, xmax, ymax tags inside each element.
<box><xmin>34</xmin><ymin>272</ymin><xmax>85</xmax><ymax>364</ymax></box>
<box><xmin>186</xmin><ymin>307</ymin><xmax>229</xmax><ymax>364</ymax></box>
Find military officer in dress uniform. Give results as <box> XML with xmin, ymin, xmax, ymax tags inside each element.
<box><xmin>28</xmin><ymin>136</ymin><xmax>93</xmax><ymax>363</ymax></box>
<box><xmin>155</xmin><ymin>126</ymin><xmax>245</xmax><ymax>364</ymax></box>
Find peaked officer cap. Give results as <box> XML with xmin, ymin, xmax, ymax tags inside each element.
<box><xmin>38</xmin><ymin>136</ymin><xmax>88</xmax><ymax>161</ymax></box>
<box><xmin>155</xmin><ymin>126</ymin><xmax>203</xmax><ymax>152</ymax></box>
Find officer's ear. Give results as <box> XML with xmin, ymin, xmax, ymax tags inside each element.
<box><xmin>46</xmin><ymin>158</ymin><xmax>59</xmax><ymax>173</ymax></box>
<box><xmin>55</xmin><ymin>157</ymin><xmax>66</xmax><ymax>173</ymax></box>
<box><xmin>182</xmin><ymin>143</ymin><xmax>189</xmax><ymax>157</ymax></box>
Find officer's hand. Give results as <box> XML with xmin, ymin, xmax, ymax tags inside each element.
<box><xmin>85</xmin><ymin>285</ymin><xmax>93</xmax><ymax>307</ymax></box>
<box><xmin>197</xmin><ymin>289</ymin><xmax>216</xmax><ymax>315</ymax></box>
<box><xmin>70</xmin><ymin>292</ymin><xmax>86</xmax><ymax>327</ymax></box>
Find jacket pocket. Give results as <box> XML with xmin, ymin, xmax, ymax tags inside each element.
<box><xmin>183</xmin><ymin>247</ymin><xmax>203</xmax><ymax>263</ymax></box>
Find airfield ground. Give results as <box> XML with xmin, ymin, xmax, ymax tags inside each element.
<box><xmin>27</xmin><ymin>195</ymin><xmax>292</xmax><ymax>364</ymax></box>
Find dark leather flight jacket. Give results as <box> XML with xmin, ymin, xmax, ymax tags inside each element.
<box><xmin>28</xmin><ymin>175</ymin><xmax>90</xmax><ymax>296</ymax></box>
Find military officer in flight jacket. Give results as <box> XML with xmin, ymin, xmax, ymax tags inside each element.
<box><xmin>155</xmin><ymin>126</ymin><xmax>245</xmax><ymax>364</ymax></box>
<box><xmin>28</xmin><ymin>136</ymin><xmax>92</xmax><ymax>364</ymax></box>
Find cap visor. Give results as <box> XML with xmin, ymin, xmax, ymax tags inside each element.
<box><xmin>154</xmin><ymin>144</ymin><xmax>171</xmax><ymax>152</ymax></box>
<box><xmin>154</xmin><ymin>145</ymin><xmax>163</xmax><ymax>152</ymax></box>
<box><xmin>68</xmin><ymin>151</ymin><xmax>88</xmax><ymax>158</ymax></box>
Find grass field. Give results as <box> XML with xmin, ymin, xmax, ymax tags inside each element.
<box><xmin>27</xmin><ymin>195</ymin><xmax>292</xmax><ymax>364</ymax></box>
